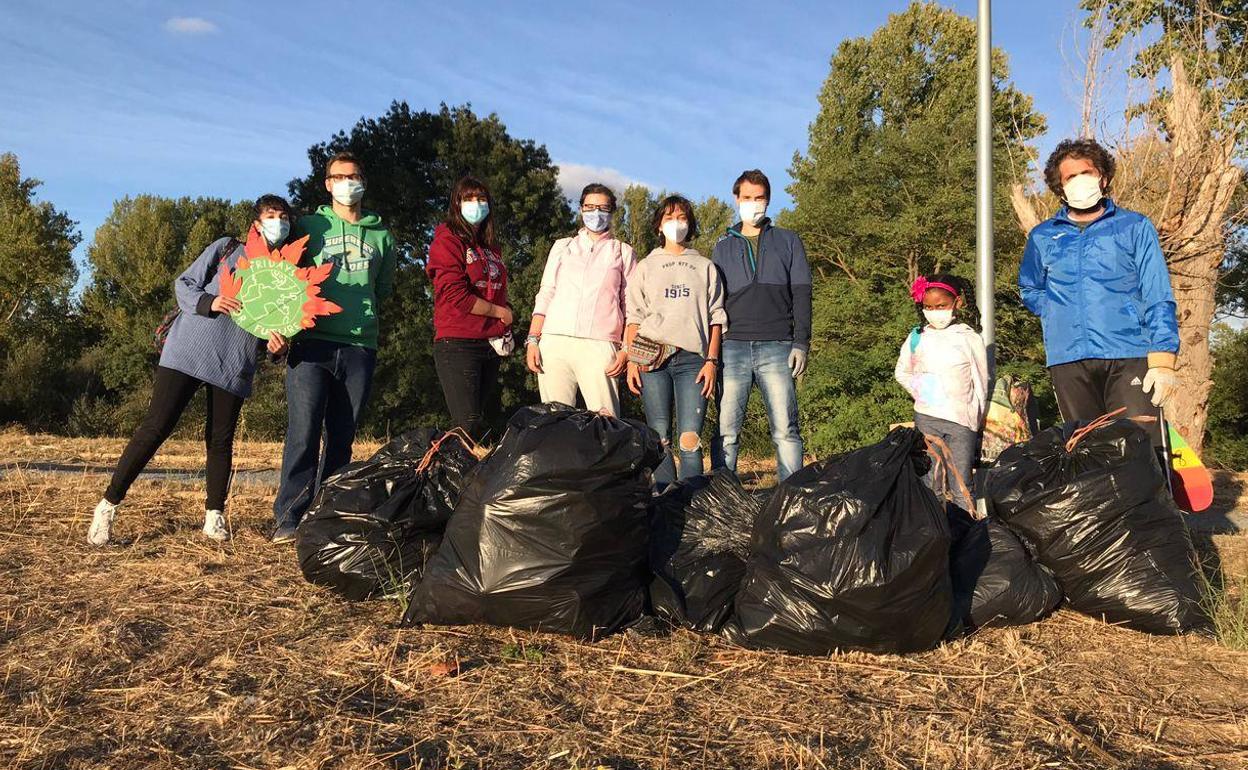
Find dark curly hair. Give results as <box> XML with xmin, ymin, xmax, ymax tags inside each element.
<box><xmin>1043</xmin><ymin>138</ymin><xmax>1115</xmax><ymax>198</ymax></box>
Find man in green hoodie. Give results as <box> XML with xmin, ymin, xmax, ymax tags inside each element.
<box><xmin>272</xmin><ymin>151</ymin><xmax>396</xmax><ymax>543</ymax></box>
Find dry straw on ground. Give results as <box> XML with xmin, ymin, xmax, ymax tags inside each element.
<box><xmin>1</xmin><ymin>435</ymin><xmax>1246</xmax><ymax>769</ymax></box>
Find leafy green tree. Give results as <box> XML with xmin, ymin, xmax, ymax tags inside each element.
<box><xmin>287</xmin><ymin>102</ymin><xmax>572</xmax><ymax>438</ymax></box>
<box><xmin>1206</xmin><ymin>325</ymin><xmax>1248</xmax><ymax>469</ymax></box>
<box><xmin>0</xmin><ymin>153</ymin><xmax>86</xmax><ymax>429</ymax></box>
<box><xmin>783</xmin><ymin>0</ymin><xmax>1048</xmax><ymax>455</ymax></box>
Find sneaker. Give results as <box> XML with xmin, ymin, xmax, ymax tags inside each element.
<box><xmin>88</xmin><ymin>499</ymin><xmax>118</xmax><ymax>546</ymax></box>
<box><xmin>271</xmin><ymin>525</ymin><xmax>297</xmax><ymax>544</ymax></box>
<box><xmin>202</xmin><ymin>510</ymin><xmax>230</xmax><ymax>542</ymax></box>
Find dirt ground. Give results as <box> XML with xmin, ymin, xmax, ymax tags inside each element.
<box><xmin>1</xmin><ymin>434</ymin><xmax>1246</xmax><ymax>770</ymax></box>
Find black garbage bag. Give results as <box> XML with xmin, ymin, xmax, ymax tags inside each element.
<box><xmin>296</xmin><ymin>430</ymin><xmax>478</xmax><ymax>601</ymax></box>
<box><xmin>648</xmin><ymin>471</ymin><xmax>768</xmax><ymax>632</ymax></box>
<box><xmin>985</xmin><ymin>419</ymin><xmax>1208</xmax><ymax>635</ymax></box>
<box><xmin>726</xmin><ymin>428</ymin><xmax>952</xmax><ymax>655</ymax></box>
<box><xmin>404</xmin><ymin>403</ymin><xmax>663</xmax><ymax>639</ymax></box>
<box><xmin>947</xmin><ymin>506</ymin><xmax>1062</xmax><ymax>632</ymax></box>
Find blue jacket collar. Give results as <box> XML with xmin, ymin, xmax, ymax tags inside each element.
<box><xmin>1054</xmin><ymin>197</ymin><xmax>1118</xmax><ymax>227</ymax></box>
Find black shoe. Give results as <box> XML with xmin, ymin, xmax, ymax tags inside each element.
<box><xmin>271</xmin><ymin>525</ymin><xmax>297</xmax><ymax>544</ymax></box>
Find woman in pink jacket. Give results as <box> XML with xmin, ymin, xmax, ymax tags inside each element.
<box><xmin>524</xmin><ymin>183</ymin><xmax>635</xmax><ymax>416</ymax></box>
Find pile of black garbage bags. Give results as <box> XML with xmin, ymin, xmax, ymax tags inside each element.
<box><xmin>296</xmin><ymin>403</ymin><xmax>1209</xmax><ymax>653</ymax></box>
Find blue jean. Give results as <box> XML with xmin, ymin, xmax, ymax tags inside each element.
<box><xmin>913</xmin><ymin>412</ymin><xmax>977</xmax><ymax>513</ymax></box>
<box><xmin>640</xmin><ymin>350</ymin><xmax>708</xmax><ymax>487</ymax></box>
<box><xmin>710</xmin><ymin>340</ymin><xmax>805</xmax><ymax>481</ymax></box>
<box><xmin>274</xmin><ymin>339</ymin><xmax>377</xmax><ymax>528</ymax></box>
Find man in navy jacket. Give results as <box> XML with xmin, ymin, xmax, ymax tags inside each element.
<box><xmin>710</xmin><ymin>169</ymin><xmax>812</xmax><ymax>480</ymax></box>
<box><xmin>1019</xmin><ymin>138</ymin><xmax>1180</xmax><ymax>443</ymax></box>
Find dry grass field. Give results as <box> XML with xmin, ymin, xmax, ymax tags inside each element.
<box><xmin>1</xmin><ymin>432</ymin><xmax>1246</xmax><ymax>769</ymax></box>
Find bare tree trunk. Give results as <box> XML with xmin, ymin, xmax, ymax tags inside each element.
<box><xmin>1155</xmin><ymin>56</ymin><xmax>1242</xmax><ymax>451</ymax></box>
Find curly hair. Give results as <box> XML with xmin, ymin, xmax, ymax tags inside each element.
<box><xmin>1043</xmin><ymin>138</ymin><xmax>1115</xmax><ymax>197</ymax></box>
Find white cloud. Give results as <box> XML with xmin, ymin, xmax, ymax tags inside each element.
<box><xmin>164</xmin><ymin>17</ymin><xmax>218</xmax><ymax>35</ymax></box>
<box><xmin>556</xmin><ymin>162</ymin><xmax>650</xmax><ymax>202</ymax></box>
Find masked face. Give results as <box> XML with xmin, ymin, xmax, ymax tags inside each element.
<box><xmin>923</xmin><ymin>308</ymin><xmax>954</xmax><ymax>329</ymax></box>
<box><xmin>738</xmin><ymin>199</ymin><xmax>767</xmax><ymax>227</ymax></box>
<box><xmin>331</xmin><ymin>179</ymin><xmax>365</xmax><ymax>206</ymax></box>
<box><xmin>662</xmin><ymin>219</ymin><xmax>689</xmax><ymax>246</ymax></box>
<box><xmin>582</xmin><ymin>209</ymin><xmax>611</xmax><ymax>233</ymax></box>
<box><xmin>461</xmin><ymin>199</ymin><xmax>489</xmax><ymax>225</ymax></box>
<box><xmin>258</xmin><ymin>216</ymin><xmax>290</xmax><ymax>246</ymax></box>
<box><xmin>1062</xmin><ymin>172</ymin><xmax>1103</xmax><ymax>210</ymax></box>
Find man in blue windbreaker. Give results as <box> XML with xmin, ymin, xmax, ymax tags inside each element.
<box><xmin>1019</xmin><ymin>138</ymin><xmax>1180</xmax><ymax>444</ymax></box>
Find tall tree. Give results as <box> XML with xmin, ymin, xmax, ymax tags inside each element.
<box><xmin>288</xmin><ymin>102</ymin><xmax>572</xmax><ymax>437</ymax></box>
<box><xmin>784</xmin><ymin>1</ymin><xmax>1048</xmax><ymax>454</ymax></box>
<box><xmin>0</xmin><ymin>153</ymin><xmax>86</xmax><ymax>429</ymax></box>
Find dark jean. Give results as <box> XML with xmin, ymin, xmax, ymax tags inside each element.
<box><xmin>914</xmin><ymin>412</ymin><xmax>977</xmax><ymax>513</ymax></box>
<box><xmin>433</xmin><ymin>338</ymin><xmax>502</xmax><ymax>442</ymax></box>
<box><xmin>710</xmin><ymin>339</ymin><xmax>805</xmax><ymax>481</ymax></box>
<box><xmin>273</xmin><ymin>339</ymin><xmax>377</xmax><ymax>528</ymax></box>
<box><xmin>640</xmin><ymin>349</ymin><xmax>708</xmax><ymax>487</ymax></box>
<box><xmin>106</xmin><ymin>366</ymin><xmax>244</xmax><ymax>511</ymax></box>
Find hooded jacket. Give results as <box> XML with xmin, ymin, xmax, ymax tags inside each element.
<box><xmin>711</xmin><ymin>219</ymin><xmax>812</xmax><ymax>351</ymax></box>
<box><xmin>427</xmin><ymin>222</ymin><xmax>509</xmax><ymax>340</ymax></box>
<box><xmin>1019</xmin><ymin>199</ymin><xmax>1178</xmax><ymax>368</ymax></box>
<box><xmin>293</xmin><ymin>205</ymin><xmax>396</xmax><ymax>349</ymax></box>
<box><xmin>894</xmin><ymin>322</ymin><xmax>989</xmax><ymax>432</ymax></box>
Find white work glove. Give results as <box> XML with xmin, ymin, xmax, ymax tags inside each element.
<box><xmin>788</xmin><ymin>346</ymin><xmax>808</xmax><ymax>378</ymax></box>
<box><xmin>1142</xmin><ymin>352</ymin><xmax>1179</xmax><ymax>409</ymax></box>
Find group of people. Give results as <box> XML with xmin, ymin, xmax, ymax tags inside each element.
<box><xmin>86</xmin><ymin>136</ymin><xmax>1182</xmax><ymax>546</ymax></box>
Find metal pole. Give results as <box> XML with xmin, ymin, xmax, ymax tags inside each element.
<box><xmin>977</xmin><ymin>0</ymin><xmax>996</xmax><ymax>372</ymax></box>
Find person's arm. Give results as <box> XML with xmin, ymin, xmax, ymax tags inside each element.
<box><xmin>605</xmin><ymin>244</ymin><xmax>638</xmax><ymax>377</ymax></box>
<box><xmin>530</xmin><ymin>239</ymin><xmax>565</xmax><ymax>324</ymax></box>
<box><xmin>624</xmin><ymin>322</ymin><xmax>643</xmax><ymax>395</ymax></box>
<box><xmin>968</xmin><ymin>332</ymin><xmax>990</xmax><ymax>427</ymax></box>
<box><xmin>790</xmin><ymin>234</ymin><xmax>813</xmax><ymax>352</ymax></box>
<box><xmin>176</xmin><ymin>237</ymin><xmax>236</xmax><ymax>317</ymax></box>
<box><xmin>698</xmin><ymin>267</ymin><xmax>727</xmax><ymax>398</ymax></box>
<box><xmin>1018</xmin><ymin>232</ymin><xmax>1047</xmax><ymax>316</ymax></box>
<box><xmin>894</xmin><ymin>336</ymin><xmax>917</xmax><ymax>398</ymax></box>
<box><xmin>624</xmin><ymin>259</ymin><xmax>648</xmax><ymax>330</ymax></box>
<box><xmin>1134</xmin><ymin>217</ymin><xmax>1179</xmax><ymax>360</ymax></box>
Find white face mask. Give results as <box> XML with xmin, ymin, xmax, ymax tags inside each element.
<box><xmin>259</xmin><ymin>218</ymin><xmax>290</xmax><ymax>246</ymax></box>
<box><xmin>582</xmin><ymin>209</ymin><xmax>611</xmax><ymax>233</ymax></box>
<box><xmin>461</xmin><ymin>200</ymin><xmax>489</xmax><ymax>225</ymax></box>
<box><xmin>738</xmin><ymin>200</ymin><xmax>767</xmax><ymax>227</ymax></box>
<box><xmin>923</xmin><ymin>309</ymin><xmax>954</xmax><ymax>329</ymax></box>
<box><xmin>662</xmin><ymin>219</ymin><xmax>689</xmax><ymax>246</ymax></box>
<box><xmin>331</xmin><ymin>179</ymin><xmax>365</xmax><ymax>206</ymax></box>
<box><xmin>1062</xmin><ymin>173</ymin><xmax>1103</xmax><ymax>210</ymax></box>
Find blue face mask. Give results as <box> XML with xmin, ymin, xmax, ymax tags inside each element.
<box><xmin>582</xmin><ymin>209</ymin><xmax>611</xmax><ymax>233</ymax></box>
<box><xmin>461</xmin><ymin>200</ymin><xmax>489</xmax><ymax>225</ymax></box>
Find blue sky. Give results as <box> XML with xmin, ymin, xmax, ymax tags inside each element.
<box><xmin>3</xmin><ymin>0</ymin><xmax>1104</xmax><ymax>271</ymax></box>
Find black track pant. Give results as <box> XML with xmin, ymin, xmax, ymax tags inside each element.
<box><xmin>105</xmin><ymin>366</ymin><xmax>244</xmax><ymax>510</ymax></box>
<box><xmin>1049</xmin><ymin>357</ymin><xmax>1162</xmax><ymax>446</ymax></box>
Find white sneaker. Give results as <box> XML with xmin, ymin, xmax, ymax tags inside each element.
<box><xmin>88</xmin><ymin>499</ymin><xmax>118</xmax><ymax>546</ymax></box>
<box><xmin>202</xmin><ymin>509</ymin><xmax>230</xmax><ymax>542</ymax></box>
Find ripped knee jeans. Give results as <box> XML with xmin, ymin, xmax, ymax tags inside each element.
<box><xmin>640</xmin><ymin>349</ymin><xmax>708</xmax><ymax>487</ymax></box>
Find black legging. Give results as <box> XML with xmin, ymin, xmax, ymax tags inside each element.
<box><xmin>105</xmin><ymin>366</ymin><xmax>245</xmax><ymax>510</ymax></box>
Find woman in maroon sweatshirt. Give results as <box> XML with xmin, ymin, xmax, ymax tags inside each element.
<box><xmin>427</xmin><ymin>176</ymin><xmax>512</xmax><ymax>440</ymax></box>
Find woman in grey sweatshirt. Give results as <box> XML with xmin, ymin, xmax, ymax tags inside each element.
<box><xmin>625</xmin><ymin>195</ymin><xmax>726</xmax><ymax>488</ymax></box>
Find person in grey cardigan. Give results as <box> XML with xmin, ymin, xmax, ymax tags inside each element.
<box><xmin>87</xmin><ymin>194</ymin><xmax>293</xmax><ymax>546</ymax></box>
